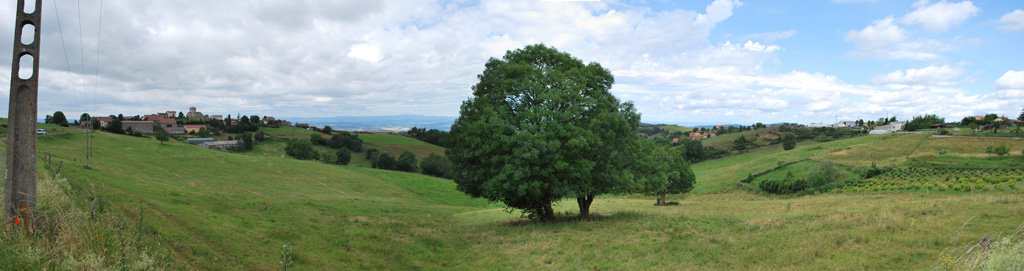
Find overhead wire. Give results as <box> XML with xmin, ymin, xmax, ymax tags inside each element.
<box><xmin>92</xmin><ymin>0</ymin><xmax>103</xmax><ymax>117</ymax></box>
<box><xmin>77</xmin><ymin>0</ymin><xmax>86</xmax><ymax>115</ymax></box>
<box><xmin>49</xmin><ymin>0</ymin><xmax>82</xmax><ymax>115</ymax></box>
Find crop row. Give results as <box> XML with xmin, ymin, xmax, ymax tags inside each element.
<box><xmin>845</xmin><ymin>177</ymin><xmax>1021</xmax><ymax>193</ymax></box>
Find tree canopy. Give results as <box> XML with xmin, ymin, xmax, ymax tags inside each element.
<box><xmin>448</xmin><ymin>44</ymin><xmax>670</xmax><ymax>220</ymax></box>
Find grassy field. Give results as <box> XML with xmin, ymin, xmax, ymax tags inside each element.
<box><xmin>259</xmin><ymin>126</ymin><xmax>322</xmax><ymax>137</ymax></box>
<box><xmin>242</xmin><ymin>132</ymin><xmax>446</xmax><ymax>168</ymax></box>
<box><xmin>7</xmin><ymin>125</ymin><xmax>1024</xmax><ymax>270</ymax></box>
<box><xmin>691</xmin><ymin>134</ymin><xmax>881</xmax><ymax>194</ymax></box>
<box><xmin>30</xmin><ymin>131</ymin><xmax>489</xmax><ymax>270</ymax></box>
<box><xmin>656</xmin><ymin>124</ymin><xmax>693</xmax><ymax>134</ymax></box>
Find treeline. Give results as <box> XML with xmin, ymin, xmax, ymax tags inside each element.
<box><xmin>285</xmin><ymin>131</ymin><xmax>455</xmax><ymax>179</ymax></box>
<box><xmin>669</xmin><ymin>126</ymin><xmax>865</xmax><ymax>164</ymax></box>
<box><xmin>405</xmin><ymin>127</ymin><xmax>449</xmax><ymax>147</ymax></box>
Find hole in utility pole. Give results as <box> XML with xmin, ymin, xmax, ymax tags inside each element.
<box><xmin>21</xmin><ymin>24</ymin><xmax>34</xmax><ymax>45</ymax></box>
<box><xmin>18</xmin><ymin>54</ymin><xmax>34</xmax><ymax>80</ymax></box>
<box><xmin>23</xmin><ymin>0</ymin><xmax>36</xmax><ymax>14</ymax></box>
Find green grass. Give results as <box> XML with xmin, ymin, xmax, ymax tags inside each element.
<box><xmin>656</xmin><ymin>124</ymin><xmax>693</xmax><ymax>134</ymax></box>
<box><xmin>12</xmin><ymin>123</ymin><xmax>1024</xmax><ymax>270</ymax></box>
<box><xmin>691</xmin><ymin>135</ymin><xmax>881</xmax><ymax>194</ymax></box>
<box><xmin>259</xmin><ymin>126</ymin><xmax>322</xmax><ymax>137</ymax></box>
<box><xmin>34</xmin><ymin>131</ymin><xmax>488</xmax><ymax>270</ymax></box>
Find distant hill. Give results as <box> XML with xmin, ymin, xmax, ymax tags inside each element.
<box><xmin>285</xmin><ymin>115</ymin><xmax>455</xmax><ymax>132</ymax></box>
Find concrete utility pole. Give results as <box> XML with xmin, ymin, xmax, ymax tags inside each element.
<box><xmin>5</xmin><ymin>0</ymin><xmax>42</xmax><ymax>235</ymax></box>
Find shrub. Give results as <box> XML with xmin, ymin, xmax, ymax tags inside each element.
<box><xmin>373</xmin><ymin>153</ymin><xmax>396</xmax><ymax>170</ymax></box>
<box><xmin>782</xmin><ymin>133</ymin><xmax>797</xmax><ymax>150</ymax></box>
<box><xmin>335</xmin><ymin>148</ymin><xmax>351</xmax><ymax>165</ymax></box>
<box><xmin>310</xmin><ymin>134</ymin><xmax>328</xmax><ymax>146</ymax></box>
<box><xmin>806</xmin><ymin>161</ymin><xmax>844</xmax><ymax>188</ymax></box>
<box><xmin>759</xmin><ymin>172</ymin><xmax>807</xmax><ymax>194</ymax></box>
<box><xmin>742</xmin><ymin>173</ymin><xmax>755</xmax><ymax>184</ymax></box>
<box><xmin>396</xmin><ymin>151</ymin><xmax>418</xmax><ymax>172</ymax></box>
<box><xmin>285</xmin><ymin>139</ymin><xmax>318</xmax><ymax>160</ymax></box>
<box><xmin>420</xmin><ymin>154</ymin><xmax>453</xmax><ymax>179</ymax></box>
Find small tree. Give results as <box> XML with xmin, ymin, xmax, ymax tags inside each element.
<box><xmin>155</xmin><ymin>127</ymin><xmax>171</xmax><ymax>145</ymax></box>
<box><xmin>336</xmin><ymin>148</ymin><xmax>351</xmax><ymax>165</ymax></box>
<box><xmin>240</xmin><ymin>132</ymin><xmax>254</xmax><ymax>150</ymax></box>
<box><xmin>285</xmin><ymin>140</ymin><xmax>318</xmax><ymax>160</ymax></box>
<box><xmin>91</xmin><ymin>119</ymin><xmax>101</xmax><ymax>130</ymax></box>
<box><xmin>198</xmin><ymin>127</ymin><xmax>210</xmax><ymax>138</ymax></box>
<box><xmin>420</xmin><ymin>154</ymin><xmax>453</xmax><ymax>178</ymax></box>
<box><xmin>255</xmin><ymin>130</ymin><xmax>266</xmax><ymax>141</ymax></box>
<box><xmin>683</xmin><ymin>139</ymin><xmax>703</xmax><ymax>162</ymax></box>
<box><xmin>375</xmin><ymin>153</ymin><xmax>396</xmax><ymax>170</ymax></box>
<box><xmin>396</xmin><ymin>151</ymin><xmax>418</xmax><ymax>172</ymax></box>
<box><xmin>782</xmin><ymin>133</ymin><xmax>797</xmax><ymax>150</ymax></box>
<box><xmin>310</xmin><ymin>134</ymin><xmax>327</xmax><ymax>145</ymax></box>
<box><xmin>733</xmin><ymin>135</ymin><xmax>749</xmax><ymax>151</ymax></box>
<box><xmin>106</xmin><ymin>119</ymin><xmax>124</xmax><ymax>134</ymax></box>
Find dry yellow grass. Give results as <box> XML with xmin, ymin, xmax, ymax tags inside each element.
<box><xmin>818</xmin><ymin>133</ymin><xmax>930</xmax><ymax>167</ymax></box>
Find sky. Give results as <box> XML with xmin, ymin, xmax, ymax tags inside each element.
<box><xmin>0</xmin><ymin>0</ymin><xmax>1022</xmax><ymax>125</ymax></box>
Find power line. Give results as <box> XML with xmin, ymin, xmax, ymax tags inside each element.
<box><xmin>92</xmin><ymin>0</ymin><xmax>103</xmax><ymax>115</ymax></box>
<box><xmin>50</xmin><ymin>0</ymin><xmax>82</xmax><ymax>114</ymax></box>
<box><xmin>77</xmin><ymin>0</ymin><xmax>86</xmax><ymax>108</ymax></box>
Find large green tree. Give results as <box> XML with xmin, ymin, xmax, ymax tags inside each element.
<box><xmin>52</xmin><ymin>111</ymin><xmax>69</xmax><ymax>127</ymax></box>
<box><xmin>448</xmin><ymin>44</ymin><xmax>648</xmax><ymax>220</ymax></box>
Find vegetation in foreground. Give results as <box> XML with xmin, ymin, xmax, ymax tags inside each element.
<box><xmin>1</xmin><ymin>126</ymin><xmax>1020</xmax><ymax>270</ymax></box>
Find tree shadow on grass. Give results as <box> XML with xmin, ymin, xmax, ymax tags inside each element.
<box><xmin>501</xmin><ymin>210</ymin><xmax>648</xmax><ymax>227</ymax></box>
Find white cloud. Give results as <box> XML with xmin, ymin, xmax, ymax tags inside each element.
<box><xmin>901</xmin><ymin>0</ymin><xmax>979</xmax><ymax>32</ymax></box>
<box><xmin>994</xmin><ymin>71</ymin><xmax>1024</xmax><ymax>90</ymax></box>
<box><xmin>347</xmin><ymin>44</ymin><xmax>383</xmax><ymax>63</ymax></box>
<box><xmin>844</xmin><ymin>10</ymin><xmax>966</xmax><ymax>60</ymax></box>
<box><xmin>998</xmin><ymin>10</ymin><xmax>1024</xmax><ymax>31</ymax></box>
<box><xmin>870</xmin><ymin>65</ymin><xmax>963</xmax><ymax>86</ymax></box>
<box><xmin>742</xmin><ymin>30</ymin><xmax>796</xmax><ymax>42</ymax></box>
<box><xmin>742</xmin><ymin>41</ymin><xmax>780</xmax><ymax>53</ymax></box>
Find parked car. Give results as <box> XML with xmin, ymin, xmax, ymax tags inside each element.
<box><xmin>36</xmin><ymin>129</ymin><xmax>46</xmax><ymax>135</ymax></box>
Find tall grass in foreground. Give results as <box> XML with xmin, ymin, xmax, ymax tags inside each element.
<box><xmin>934</xmin><ymin>222</ymin><xmax>1024</xmax><ymax>270</ymax></box>
<box><xmin>0</xmin><ymin>173</ymin><xmax>174</xmax><ymax>270</ymax></box>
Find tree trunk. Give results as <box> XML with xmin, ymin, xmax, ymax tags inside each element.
<box><xmin>658</xmin><ymin>190</ymin><xmax>666</xmax><ymax>206</ymax></box>
<box><xmin>577</xmin><ymin>194</ymin><xmax>594</xmax><ymax>218</ymax></box>
<box><xmin>536</xmin><ymin>201</ymin><xmax>555</xmax><ymax>222</ymax></box>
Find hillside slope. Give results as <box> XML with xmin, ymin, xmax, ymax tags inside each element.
<box><xmin>36</xmin><ymin>132</ymin><xmax>485</xmax><ymax>270</ymax></box>
<box><xmin>15</xmin><ymin>128</ymin><xmax>1024</xmax><ymax>270</ymax></box>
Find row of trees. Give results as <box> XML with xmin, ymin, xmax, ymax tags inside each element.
<box><xmin>405</xmin><ymin>127</ymin><xmax>449</xmax><ymax>147</ymax></box>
